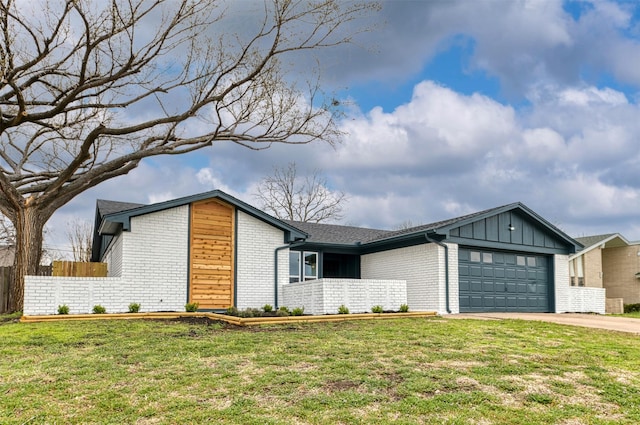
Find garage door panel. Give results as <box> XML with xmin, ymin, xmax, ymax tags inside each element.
<box><xmin>459</xmin><ymin>248</ymin><xmax>550</xmax><ymax>313</ymax></box>
<box><xmin>482</xmin><ymin>281</ymin><xmax>495</xmax><ymax>292</ymax></box>
<box><xmin>470</xmin><ymin>296</ymin><xmax>483</xmax><ymax>308</ymax></box>
<box><xmin>470</xmin><ymin>266</ymin><xmax>482</xmax><ymax>277</ymax></box>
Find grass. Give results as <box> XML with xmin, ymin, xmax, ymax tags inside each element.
<box><xmin>1</xmin><ymin>316</ymin><xmax>640</xmax><ymax>424</ymax></box>
<box><xmin>620</xmin><ymin>311</ymin><xmax>640</xmax><ymax>319</ymax></box>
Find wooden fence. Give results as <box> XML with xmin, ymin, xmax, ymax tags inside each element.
<box><xmin>52</xmin><ymin>261</ymin><xmax>107</xmax><ymax>278</ymax></box>
<box><xmin>0</xmin><ymin>265</ymin><xmax>52</xmax><ymax>314</ymax></box>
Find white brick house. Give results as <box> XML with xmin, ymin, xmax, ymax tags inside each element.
<box><xmin>24</xmin><ymin>190</ymin><xmax>600</xmax><ymax>316</ymax></box>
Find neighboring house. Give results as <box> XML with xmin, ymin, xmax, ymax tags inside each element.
<box><xmin>570</xmin><ymin>234</ymin><xmax>640</xmax><ymax>305</ymax></box>
<box><xmin>24</xmin><ymin>190</ymin><xmax>601</xmax><ymax>316</ymax></box>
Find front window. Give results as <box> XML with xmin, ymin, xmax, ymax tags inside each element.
<box><xmin>289</xmin><ymin>251</ymin><xmax>300</xmax><ymax>283</ymax></box>
<box><xmin>304</xmin><ymin>252</ymin><xmax>318</xmax><ymax>281</ymax></box>
<box><xmin>288</xmin><ymin>250</ymin><xmax>318</xmax><ymax>283</ymax></box>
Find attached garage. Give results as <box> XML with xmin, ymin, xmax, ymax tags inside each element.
<box><xmin>445</xmin><ymin>204</ymin><xmax>579</xmax><ymax>313</ymax></box>
<box><xmin>458</xmin><ymin>248</ymin><xmax>550</xmax><ymax>312</ymax></box>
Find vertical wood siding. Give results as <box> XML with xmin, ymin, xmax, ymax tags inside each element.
<box><xmin>189</xmin><ymin>200</ymin><xmax>234</xmax><ymax>309</ymax></box>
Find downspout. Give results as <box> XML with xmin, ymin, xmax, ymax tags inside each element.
<box><xmin>274</xmin><ymin>241</ymin><xmax>305</xmax><ymax>309</ymax></box>
<box><xmin>425</xmin><ymin>234</ymin><xmax>452</xmax><ymax>314</ymax></box>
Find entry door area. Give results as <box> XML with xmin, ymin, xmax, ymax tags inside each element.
<box><xmin>458</xmin><ymin>248</ymin><xmax>550</xmax><ymax>313</ymax></box>
<box><xmin>189</xmin><ymin>200</ymin><xmax>234</xmax><ymax>309</ymax></box>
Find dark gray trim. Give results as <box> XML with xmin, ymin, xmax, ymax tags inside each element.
<box><xmin>434</xmin><ymin>203</ymin><xmax>581</xmax><ymax>253</ymax></box>
<box><xmin>99</xmin><ymin>190</ymin><xmax>307</xmax><ymax>241</ymax></box>
<box><xmin>447</xmin><ymin>237</ymin><xmax>569</xmax><ymax>255</ymax></box>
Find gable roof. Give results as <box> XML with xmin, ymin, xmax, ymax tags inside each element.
<box><xmin>284</xmin><ymin>202</ymin><xmax>581</xmax><ymax>254</ymax></box>
<box><xmin>92</xmin><ymin>190</ymin><xmax>308</xmax><ymax>261</ymax></box>
<box><xmin>570</xmin><ymin>233</ymin><xmax>632</xmax><ymax>260</ymax></box>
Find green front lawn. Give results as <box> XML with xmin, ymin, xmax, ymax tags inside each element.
<box><xmin>1</xmin><ymin>316</ymin><xmax>639</xmax><ymax>424</ymax></box>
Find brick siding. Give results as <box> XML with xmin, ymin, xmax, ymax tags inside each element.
<box><xmin>282</xmin><ymin>278</ymin><xmax>407</xmax><ymax>315</ymax></box>
<box><xmin>234</xmin><ymin>210</ymin><xmax>287</xmax><ymax>309</ymax></box>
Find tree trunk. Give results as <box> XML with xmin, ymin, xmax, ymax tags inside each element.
<box><xmin>8</xmin><ymin>206</ymin><xmax>45</xmax><ymax>313</ymax></box>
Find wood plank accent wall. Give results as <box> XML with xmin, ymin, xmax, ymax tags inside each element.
<box><xmin>189</xmin><ymin>199</ymin><xmax>234</xmax><ymax>309</ymax></box>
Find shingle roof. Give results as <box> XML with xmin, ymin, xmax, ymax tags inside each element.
<box><xmin>96</xmin><ymin>199</ymin><xmax>145</xmax><ymax>217</ymax></box>
<box><xmin>364</xmin><ymin>203</ymin><xmax>520</xmax><ymax>243</ymax></box>
<box><xmin>574</xmin><ymin>234</ymin><xmax>616</xmax><ymax>248</ymax></box>
<box><xmin>284</xmin><ymin>203</ymin><xmax>522</xmax><ymax>245</ymax></box>
<box><xmin>284</xmin><ymin>220</ymin><xmax>390</xmax><ymax>245</ymax></box>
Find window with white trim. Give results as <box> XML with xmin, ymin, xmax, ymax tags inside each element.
<box><xmin>289</xmin><ymin>251</ymin><xmax>300</xmax><ymax>283</ymax></box>
<box><xmin>288</xmin><ymin>251</ymin><xmax>318</xmax><ymax>283</ymax></box>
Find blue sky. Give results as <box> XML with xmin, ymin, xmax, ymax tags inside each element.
<box><xmin>48</xmin><ymin>0</ymin><xmax>640</xmax><ymax>254</ymax></box>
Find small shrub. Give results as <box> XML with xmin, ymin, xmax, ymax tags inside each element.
<box><xmin>226</xmin><ymin>306</ymin><xmax>239</xmax><ymax>316</ymax></box>
<box><xmin>338</xmin><ymin>304</ymin><xmax>350</xmax><ymax>314</ymax></box>
<box><xmin>185</xmin><ymin>302</ymin><xmax>199</xmax><ymax>312</ymax></box>
<box><xmin>624</xmin><ymin>303</ymin><xmax>640</xmax><ymax>313</ymax></box>
<box><xmin>262</xmin><ymin>304</ymin><xmax>273</xmax><ymax>313</ymax></box>
<box><xmin>371</xmin><ymin>305</ymin><xmax>383</xmax><ymax>313</ymax></box>
<box><xmin>92</xmin><ymin>305</ymin><xmax>106</xmax><ymax>314</ymax></box>
<box><xmin>399</xmin><ymin>304</ymin><xmax>409</xmax><ymax>313</ymax></box>
<box><xmin>278</xmin><ymin>306</ymin><xmax>290</xmax><ymax>314</ymax></box>
<box><xmin>128</xmin><ymin>303</ymin><xmax>141</xmax><ymax>313</ymax></box>
<box><xmin>238</xmin><ymin>308</ymin><xmax>263</xmax><ymax>318</ymax></box>
<box><xmin>276</xmin><ymin>309</ymin><xmax>290</xmax><ymax>317</ymax></box>
<box><xmin>291</xmin><ymin>307</ymin><xmax>304</xmax><ymax>316</ymax></box>
<box><xmin>57</xmin><ymin>304</ymin><xmax>69</xmax><ymax>315</ymax></box>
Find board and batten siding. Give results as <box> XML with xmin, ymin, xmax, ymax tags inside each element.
<box><xmin>450</xmin><ymin>211</ymin><xmax>565</xmax><ymax>250</ymax></box>
<box><xmin>189</xmin><ymin>199</ymin><xmax>234</xmax><ymax>310</ymax></box>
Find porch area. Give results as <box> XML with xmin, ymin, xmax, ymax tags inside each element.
<box><xmin>281</xmin><ymin>278</ymin><xmax>407</xmax><ymax>316</ymax></box>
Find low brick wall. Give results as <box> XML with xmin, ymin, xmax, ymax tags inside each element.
<box><xmin>605</xmin><ymin>298</ymin><xmax>624</xmax><ymax>314</ymax></box>
<box><xmin>282</xmin><ymin>278</ymin><xmax>407</xmax><ymax>315</ymax></box>
<box><xmin>568</xmin><ymin>286</ymin><xmax>605</xmax><ymax>314</ymax></box>
<box><xmin>23</xmin><ymin>275</ymin><xmax>186</xmax><ymax>315</ymax></box>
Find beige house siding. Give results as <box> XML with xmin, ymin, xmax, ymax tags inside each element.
<box><xmin>583</xmin><ymin>248</ymin><xmax>603</xmax><ymax>288</ymax></box>
<box><xmin>602</xmin><ymin>245</ymin><xmax>640</xmax><ymax>304</ymax></box>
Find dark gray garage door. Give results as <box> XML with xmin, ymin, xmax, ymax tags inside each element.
<box><xmin>458</xmin><ymin>248</ymin><xmax>550</xmax><ymax>313</ymax></box>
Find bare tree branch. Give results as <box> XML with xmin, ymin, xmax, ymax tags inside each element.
<box><xmin>65</xmin><ymin>217</ymin><xmax>93</xmax><ymax>262</ymax></box>
<box><xmin>254</xmin><ymin>162</ymin><xmax>346</xmax><ymax>223</ymax></box>
<box><xmin>0</xmin><ymin>0</ymin><xmax>379</xmax><ymax>312</ymax></box>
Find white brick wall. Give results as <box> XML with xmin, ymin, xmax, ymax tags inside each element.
<box><xmin>553</xmin><ymin>254</ymin><xmax>604</xmax><ymax>313</ymax></box>
<box><xmin>103</xmin><ymin>233</ymin><xmax>123</xmax><ymax>277</ymax></box>
<box><xmin>282</xmin><ymin>278</ymin><xmax>407</xmax><ymax>315</ymax></box>
<box><xmin>568</xmin><ymin>287</ymin><xmax>606</xmax><ymax>314</ymax></box>
<box><xmin>235</xmin><ymin>210</ymin><xmax>287</xmax><ymax>309</ymax></box>
<box><xmin>554</xmin><ymin>254</ymin><xmax>570</xmax><ymax>313</ymax></box>
<box><xmin>24</xmin><ymin>276</ymin><xmax>125</xmax><ymax>315</ymax></box>
<box><xmin>119</xmin><ymin>205</ymin><xmax>189</xmax><ymax>312</ymax></box>
<box><xmin>361</xmin><ymin>242</ymin><xmax>457</xmax><ymax>314</ymax></box>
<box><xmin>24</xmin><ymin>205</ymin><xmax>190</xmax><ymax>315</ymax></box>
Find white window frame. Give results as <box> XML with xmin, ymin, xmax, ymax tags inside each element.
<box><xmin>303</xmin><ymin>251</ymin><xmax>318</xmax><ymax>281</ymax></box>
<box><xmin>289</xmin><ymin>251</ymin><xmax>301</xmax><ymax>283</ymax></box>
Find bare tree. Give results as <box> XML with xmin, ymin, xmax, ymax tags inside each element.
<box><xmin>392</xmin><ymin>220</ymin><xmax>421</xmax><ymax>231</ymax></box>
<box><xmin>65</xmin><ymin>218</ymin><xmax>93</xmax><ymax>262</ymax></box>
<box><xmin>0</xmin><ymin>0</ymin><xmax>378</xmax><ymax>312</ymax></box>
<box><xmin>254</xmin><ymin>162</ymin><xmax>346</xmax><ymax>223</ymax></box>
<box><xmin>0</xmin><ymin>214</ymin><xmax>14</xmax><ymax>246</ymax></box>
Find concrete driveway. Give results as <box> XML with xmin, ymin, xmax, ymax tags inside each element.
<box><xmin>446</xmin><ymin>313</ymin><xmax>640</xmax><ymax>335</ymax></box>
